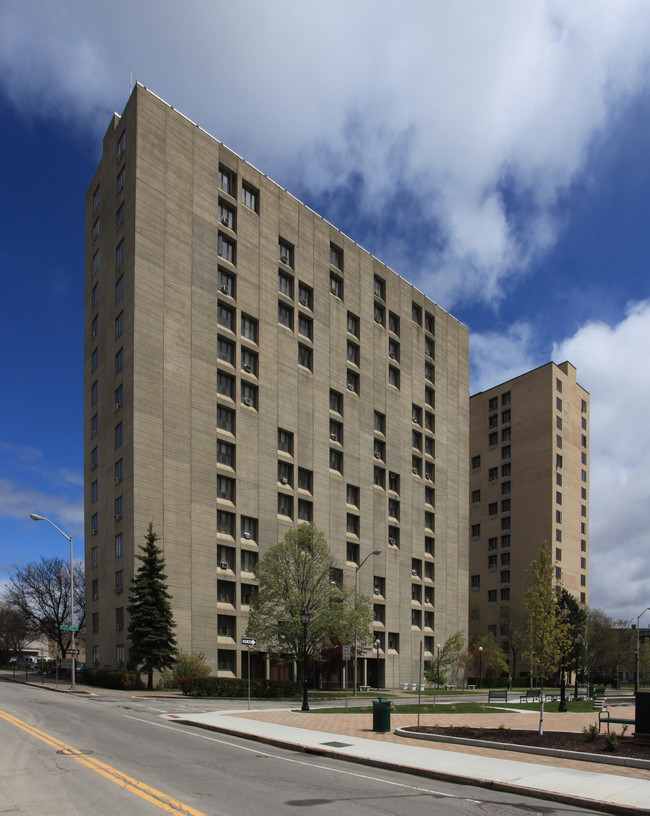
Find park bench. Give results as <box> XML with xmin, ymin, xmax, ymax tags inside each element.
<box><xmin>467</xmin><ymin>684</ymin><xmax>476</xmax><ymax>690</ymax></box>
<box><xmin>598</xmin><ymin>709</ymin><xmax>635</xmax><ymax>733</ymax></box>
<box><xmin>487</xmin><ymin>689</ymin><xmax>508</xmax><ymax>704</ymax></box>
<box><xmin>445</xmin><ymin>684</ymin><xmax>455</xmax><ymax>690</ymax></box>
<box><xmin>520</xmin><ymin>689</ymin><xmax>542</xmax><ymax>703</ymax></box>
<box><xmin>545</xmin><ymin>692</ymin><xmax>561</xmax><ymax>702</ymax></box>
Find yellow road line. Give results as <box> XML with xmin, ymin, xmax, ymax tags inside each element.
<box><xmin>0</xmin><ymin>710</ymin><xmax>209</xmax><ymax>816</ymax></box>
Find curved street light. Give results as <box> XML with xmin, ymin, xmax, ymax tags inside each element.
<box><xmin>29</xmin><ymin>514</ymin><xmax>76</xmax><ymax>689</ymax></box>
<box><xmin>354</xmin><ymin>548</ymin><xmax>381</xmax><ymax>694</ymax></box>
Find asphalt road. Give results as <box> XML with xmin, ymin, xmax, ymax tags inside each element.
<box><xmin>0</xmin><ymin>680</ymin><xmax>600</xmax><ymax>816</ymax></box>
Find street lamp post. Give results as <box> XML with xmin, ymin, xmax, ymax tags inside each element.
<box><xmin>375</xmin><ymin>639</ymin><xmax>380</xmax><ymax>689</ymax></box>
<box><xmin>559</xmin><ymin>600</ymin><xmax>569</xmax><ymax>713</ymax></box>
<box><xmin>478</xmin><ymin>646</ymin><xmax>483</xmax><ymax>689</ymax></box>
<box><xmin>354</xmin><ymin>548</ymin><xmax>381</xmax><ymax>695</ymax></box>
<box><xmin>301</xmin><ymin>608</ymin><xmax>310</xmax><ymax>711</ymax></box>
<box><xmin>29</xmin><ymin>514</ymin><xmax>75</xmax><ymax>689</ymax></box>
<box><xmin>635</xmin><ymin>607</ymin><xmax>650</xmax><ymax>695</ymax></box>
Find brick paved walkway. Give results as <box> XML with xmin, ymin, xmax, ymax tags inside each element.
<box><xmin>230</xmin><ymin>704</ymin><xmax>650</xmax><ymax>781</ymax></box>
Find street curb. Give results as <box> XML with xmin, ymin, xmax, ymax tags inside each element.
<box><xmin>396</xmin><ymin>727</ymin><xmax>650</xmax><ymax>770</ymax></box>
<box><xmin>175</xmin><ymin>718</ymin><xmax>646</xmax><ymax>816</ymax></box>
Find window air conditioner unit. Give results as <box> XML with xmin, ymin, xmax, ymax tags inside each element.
<box><xmin>347</xmin><ymin>383</ymin><xmax>355</xmax><ymax>390</ymax></box>
<box><xmin>220</xmin><ymin>284</ymin><xmax>230</xmax><ymax>294</ymax></box>
<box><xmin>91</xmin><ymin>331</ymin><xmax>97</xmax><ymax>339</ymax></box>
<box><xmin>388</xmin><ymin>537</ymin><xmax>397</xmax><ymax>545</ymax></box>
<box><xmin>281</xmin><ymin>254</ymin><xmax>289</xmax><ymax>265</ymax></box>
<box><xmin>374</xmin><ymin>588</ymin><xmax>381</xmax><ymax>595</ymax></box>
<box><xmin>243</xmin><ymin>397</ymin><xmax>252</xmax><ymax>406</ymax></box>
<box><xmin>299</xmin><ymin>297</ymin><xmax>308</xmax><ymax>306</ymax></box>
<box><xmin>243</xmin><ymin>364</ymin><xmax>252</xmax><ymax>373</ymax></box>
<box><xmin>115</xmin><ymin>514</ymin><xmax>123</xmax><ymax>521</ymax></box>
<box><xmin>412</xmin><ymin>569</ymin><xmax>418</xmax><ymax>576</ymax></box>
<box><xmin>374</xmin><ymin>316</ymin><xmax>382</xmax><ymax>323</ymax></box>
<box><xmin>389</xmin><ymin>352</ymin><xmax>396</xmax><ymax>360</ymax></box>
<box><xmin>91</xmin><ymin>529</ymin><xmax>98</xmax><ymax>536</ymax></box>
<box><xmin>220</xmin><ymin>561</ymin><xmax>229</xmax><ymax>570</ymax></box>
<box><xmin>330</xmin><ymin>433</ymin><xmax>337</xmax><ymax>441</ymax></box>
<box><xmin>425</xmin><ymin>474</ymin><xmax>432</xmax><ymax>481</ymax></box>
<box><xmin>115</xmin><ymin>476</ymin><xmax>122</xmax><ymax>485</ymax></box>
<box><xmin>116</xmin><ymin>624</ymin><xmax>123</xmax><ymax>631</ymax></box>
<box><xmin>412</xmin><ymin>468</ymin><xmax>419</xmax><ymax>475</ymax></box>
<box><xmin>115</xmin><ymin>402</ymin><xmax>122</xmax><ymax>411</ymax></box>
<box><xmin>374</xmin><ymin>451</ymin><xmax>382</xmax><ymax>459</ymax></box>
<box><xmin>280</xmin><ymin>477</ymin><xmax>288</xmax><ymax>485</ymax></box>
<box><xmin>243</xmin><ymin>532</ymin><xmax>251</xmax><ymax>540</ymax></box>
<box><xmin>221</xmin><ymin>215</ymin><xmax>230</xmax><ymax>225</ymax></box>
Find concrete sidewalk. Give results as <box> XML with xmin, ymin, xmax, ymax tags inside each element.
<box><xmin>170</xmin><ymin>706</ymin><xmax>650</xmax><ymax>815</ymax></box>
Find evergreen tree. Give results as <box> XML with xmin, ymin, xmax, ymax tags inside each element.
<box><xmin>127</xmin><ymin>524</ymin><xmax>177</xmax><ymax>689</ymax></box>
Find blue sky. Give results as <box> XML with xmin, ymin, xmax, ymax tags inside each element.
<box><xmin>1</xmin><ymin>1</ymin><xmax>650</xmax><ymax>624</ymax></box>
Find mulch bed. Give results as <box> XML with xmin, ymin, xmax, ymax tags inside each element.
<box><xmin>405</xmin><ymin>726</ymin><xmax>650</xmax><ymax>760</ymax></box>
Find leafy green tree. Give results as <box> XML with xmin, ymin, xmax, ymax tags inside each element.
<box><xmin>500</xmin><ymin>601</ymin><xmax>528</xmax><ymax>681</ymax></box>
<box><xmin>523</xmin><ymin>543</ymin><xmax>570</xmax><ymax>734</ymax></box>
<box><xmin>424</xmin><ymin>631</ymin><xmax>465</xmax><ymax>687</ymax></box>
<box><xmin>246</xmin><ymin>524</ymin><xmax>372</xmax><ymax>672</ymax></box>
<box><xmin>6</xmin><ymin>556</ymin><xmax>85</xmax><ymax>659</ymax></box>
<box><xmin>127</xmin><ymin>524</ymin><xmax>177</xmax><ymax>690</ymax></box>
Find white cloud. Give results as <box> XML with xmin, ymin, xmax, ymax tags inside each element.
<box><xmin>469</xmin><ymin>322</ymin><xmax>538</xmax><ymax>394</ymax></box>
<box><xmin>2</xmin><ymin>1</ymin><xmax>650</xmax><ymax>307</ymax></box>
<box><xmin>552</xmin><ymin>300</ymin><xmax>650</xmax><ymax>621</ymax></box>
<box><xmin>0</xmin><ymin>477</ymin><xmax>83</xmax><ymax>533</ymax></box>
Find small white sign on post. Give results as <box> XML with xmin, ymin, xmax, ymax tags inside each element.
<box><xmin>342</xmin><ymin>645</ymin><xmax>351</xmax><ymax>661</ymax></box>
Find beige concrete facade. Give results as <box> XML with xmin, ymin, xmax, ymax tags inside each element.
<box><xmin>84</xmin><ymin>84</ymin><xmax>469</xmax><ymax>685</ymax></box>
<box><xmin>468</xmin><ymin>362</ymin><xmax>589</xmax><ymax>676</ymax></box>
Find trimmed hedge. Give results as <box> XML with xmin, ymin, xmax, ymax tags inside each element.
<box><xmin>185</xmin><ymin>677</ymin><xmax>298</xmax><ymax>698</ymax></box>
<box><xmin>81</xmin><ymin>668</ymin><xmax>145</xmax><ymax>690</ymax></box>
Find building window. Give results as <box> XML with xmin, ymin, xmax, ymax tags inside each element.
<box><xmin>92</xmin><ymin>250</ymin><xmax>100</xmax><ymax>277</ymax></box>
<box><xmin>489</xmin><ymin>431</ymin><xmax>498</xmax><ymax>446</ymax></box>
<box><xmin>501</xmin><ymin>499</ymin><xmax>511</xmax><ymax>512</ymax></box>
<box><xmin>117</xmin><ymin>166</ymin><xmax>125</xmax><ymax>193</ymax></box>
<box><xmin>91</xmin><ymin>576</ymin><xmax>99</xmax><ymax>599</ymax></box>
<box><xmin>278</xmin><ymin>302</ymin><xmax>294</xmax><ymax>328</ymax></box>
<box><xmin>389</xmin><ymin>312</ymin><xmax>400</xmax><ymax>336</ymax></box>
<box><xmin>217</xmin><ymin>476</ymin><xmax>235</xmax><ymax>501</ymax></box>
<box><xmin>278</xmin><ymin>238</ymin><xmax>294</xmax><ymax>268</ymax></box>
<box><xmin>298</xmin><ymin>282</ymin><xmax>313</xmax><ymax>310</ymax></box>
<box><xmin>329</xmin><ymin>449</ymin><xmax>343</xmax><ymax>473</ymax></box>
<box><xmin>217</xmin><ymin>441</ymin><xmax>235</xmax><ymax>467</ymax></box>
<box><xmin>488</xmin><ymin>502</ymin><xmax>497</xmax><ymax>516</ymax></box>
<box><xmin>347</xmin><ymin>369</ymin><xmax>359</xmax><ymax>393</ymax></box>
<box><xmin>388</xmin><ymin>338</ymin><xmax>400</xmax><ymax>362</ymax></box>
<box><xmin>488</xmin><ymin>590</ymin><xmax>497</xmax><ymax>604</ymax></box>
<box><xmin>218</xmin><ymin>234</ymin><xmax>235</xmax><ymax>263</ymax></box>
<box><xmin>91</xmin><ymin>381</ymin><xmax>98</xmax><ymax>406</ymax></box>
<box><xmin>502</xmin><ymin>481</ymin><xmax>511</xmax><ymax>495</ymax></box>
<box><xmin>114</xmin><ymin>458</ymin><xmax>123</xmax><ymax>483</ymax></box>
<box><xmin>346</xmin><ymin>484</ymin><xmax>359</xmax><ymax>506</ymax></box>
<box><xmin>347</xmin><ymin>341</ymin><xmax>359</xmax><ymax>365</ymax></box>
<box><xmin>241</xmin><ymin>549</ymin><xmax>258</xmax><ymax>573</ymax></box>
<box><xmin>278</xmin><ymin>270</ymin><xmax>293</xmax><ymax>298</ymax></box>
<box><xmin>412</xmin><ymin>430</ymin><xmax>422</xmax><ymax>451</ymax></box>
<box><xmin>240</xmin><ymin>516</ymin><xmax>257</xmax><ymax>542</ymax></box>
<box><xmin>241</xmin><ymin>182</ymin><xmax>259</xmax><ymax>212</ymax></box>
<box><xmin>217</xmin><ymin>406</ymin><xmax>235</xmax><ymax>433</ymax></box>
<box><xmin>297</xmin><ymin>500</ymin><xmax>313</xmax><ymax>521</ymax></box>
<box><xmin>329</xmin><ymin>419</ymin><xmax>343</xmax><ymax>444</ymax></box>
<box><xmin>218</xmin><ymin>302</ymin><xmax>234</xmax><ymax>330</ymax></box>
<box><xmin>241</xmin><ymin>314</ymin><xmax>258</xmax><ymax>342</ymax></box>
<box><xmin>412</xmin><ymin>303</ymin><xmax>422</xmax><ymax>325</ymax></box>
<box><xmin>217</xmin><ymin>371</ymin><xmax>234</xmax><ymax>398</ymax></box>
<box><xmin>114</xmin><ymin>422</ymin><xmax>123</xmax><ymax>449</ymax></box>
<box><xmin>347</xmin><ymin>311</ymin><xmax>359</xmax><ymax>337</ymax></box>
<box><xmin>93</xmin><ymin>184</ymin><xmax>101</xmax><ymax>211</ymax></box>
<box><xmin>298</xmin><ymin>468</ymin><xmax>313</xmax><ymax>492</ymax></box>
<box><xmin>388</xmin><ymin>366</ymin><xmax>400</xmax><ymax>389</ymax></box>
<box><xmin>425</xmin><ymin>388</ymin><xmax>435</xmax><ymax>409</ymax></box>
<box><xmin>299</xmin><ymin>314</ymin><xmax>313</xmax><ymax>340</ymax></box>
<box><xmin>278</xmin><ymin>493</ymin><xmax>293</xmax><ymax>518</ymax></box>
<box><xmin>330</xmin><ymin>243</ymin><xmax>343</xmax><ymax>270</ymax></box>
<box><xmin>116</xmin><ymin>202</ymin><xmax>125</xmax><ymax>229</ymax></box>
<box><xmin>374</xmin><ymin>411</ymin><xmax>385</xmax><ymax>433</ymax></box>
<box><xmin>298</xmin><ymin>345</ymin><xmax>312</xmax><ymax>370</ymax></box>
<box><xmin>502</xmin><ymin>445</ymin><xmax>511</xmax><ymax>460</ymax></box>
<box><xmin>388</xmin><ymin>526</ymin><xmax>400</xmax><ymax>547</ymax></box>
<box><xmin>501</xmin><ymin>517</ymin><xmax>511</xmax><ymax>530</ymax></box>
<box><xmin>217</xmin><ymin>511</ymin><xmax>235</xmax><ymax>536</ymax></box>
<box><xmin>219</xmin><ymin>201</ymin><xmax>235</xmax><ymax>229</ymax></box>
<box><xmin>278</xmin><ymin>428</ymin><xmax>293</xmax><ymax>454</ymax></box>
<box><xmin>502</xmin><ymin>392</ymin><xmax>511</xmax><ymax>406</ymax></box>
<box><xmin>330</xmin><ymin>273</ymin><xmax>343</xmax><ymax>298</ymax></box>
<box><xmin>114</xmin><ymin>495</ymin><xmax>123</xmax><ymax>520</ymax></box>
<box><xmin>501</xmin><ymin>427</ymin><xmax>511</xmax><ymax>442</ymax></box>
<box><xmin>114</xmin><ymin>570</ymin><xmax>124</xmax><ymax>593</ymax></box>
<box><xmin>115</xmin><ymin>347</ymin><xmax>124</xmax><ymax>376</ymax></box>
<box><xmin>388</xmin><ymin>499</ymin><xmax>400</xmax><ymax>520</ymax></box>
<box><xmin>278</xmin><ymin>461</ymin><xmax>292</xmax><ymax>486</ymax></box>
<box><xmin>330</xmin><ymin>390</ymin><xmax>343</xmax><ymax>414</ymax></box>
<box><xmin>374</xmin><ymin>440</ymin><xmax>385</xmax><ymax>461</ymax></box>
<box><xmin>373</xmin><ymin>275</ymin><xmax>385</xmax><ymax>300</ymax></box>
<box><xmin>218</xmin><ymin>268</ymin><xmax>235</xmax><ymax>297</ymax></box>
<box><xmin>346</xmin><ymin>514</ymin><xmax>360</xmax><ymax>536</ymax></box>
<box><xmin>374</xmin><ymin>466</ymin><xmax>385</xmax><ymax>488</ymax></box>
<box><xmin>501</xmin><ymin>570</ymin><xmax>510</xmax><ymax>584</ymax></box>
<box><xmin>217</xmin><ymin>336</ymin><xmax>235</xmax><ymax>364</ymax></box>
<box><xmin>389</xmin><ymin>471</ymin><xmax>400</xmax><ymax>493</ymax></box>
<box><xmin>374</xmin><ymin>303</ymin><xmax>385</xmax><ymax>326</ymax></box>
<box><xmin>471</xmin><ymin>524</ymin><xmax>480</xmax><ymax>538</ymax></box>
<box><xmin>425</xmin><ymin>337</ymin><xmax>435</xmax><ymax>359</ymax></box>
<box><xmin>218</xmin><ymin>165</ymin><xmax>235</xmax><ymax>195</ymax></box>
<box><xmin>502</xmin><ymin>463</ymin><xmax>511</xmax><ymax>477</ymax></box>
<box><xmin>425</xmin><ymin>312</ymin><xmax>435</xmax><ymax>334</ymax></box>
<box><xmin>501</xmin><ymin>588</ymin><xmax>510</xmax><ymax>602</ymax></box>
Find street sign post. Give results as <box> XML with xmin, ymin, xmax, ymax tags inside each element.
<box><xmin>61</xmin><ymin>624</ymin><xmax>79</xmax><ymax>631</ymax></box>
<box><xmin>343</xmin><ymin>645</ymin><xmax>352</xmax><ymax>710</ymax></box>
<box><xmin>241</xmin><ymin>637</ymin><xmax>257</xmax><ymax>708</ymax></box>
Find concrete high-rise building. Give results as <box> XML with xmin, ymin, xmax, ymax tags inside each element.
<box><xmin>468</xmin><ymin>362</ymin><xmax>589</xmax><ymax>676</ymax></box>
<box><xmin>84</xmin><ymin>84</ymin><xmax>469</xmax><ymax>685</ymax></box>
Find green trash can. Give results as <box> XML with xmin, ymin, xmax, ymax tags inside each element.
<box><xmin>372</xmin><ymin>697</ymin><xmax>391</xmax><ymax>732</ymax></box>
<box><xmin>588</xmin><ymin>684</ymin><xmax>595</xmax><ymax>699</ymax></box>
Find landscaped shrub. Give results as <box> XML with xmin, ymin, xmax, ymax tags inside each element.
<box><xmin>185</xmin><ymin>676</ymin><xmax>299</xmax><ymax>698</ymax></box>
<box><xmin>82</xmin><ymin>668</ymin><xmax>145</xmax><ymax>690</ymax></box>
<box><xmin>583</xmin><ymin>723</ymin><xmax>599</xmax><ymax>742</ymax></box>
